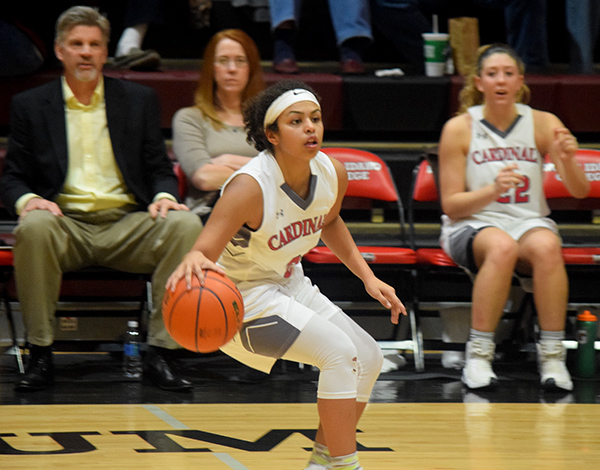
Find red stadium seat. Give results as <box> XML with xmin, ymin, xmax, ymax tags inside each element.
<box><xmin>407</xmin><ymin>158</ymin><xmax>475</xmax><ymax>366</ymax></box>
<box><xmin>543</xmin><ymin>149</ymin><xmax>600</xmax><ymax>311</ymax></box>
<box><xmin>409</xmin><ymin>159</ymin><xmax>457</xmax><ymax>268</ymax></box>
<box><xmin>301</xmin><ymin>148</ymin><xmax>421</xmax><ymax>369</ymax></box>
<box><xmin>0</xmin><ymin>249</ymin><xmax>22</xmax><ymax>372</ymax></box>
<box><xmin>543</xmin><ymin>149</ymin><xmax>600</xmax><ymax>203</ymax></box>
<box><xmin>304</xmin><ymin>147</ymin><xmax>417</xmax><ymax>265</ymax></box>
<box><xmin>172</xmin><ymin>162</ymin><xmax>188</xmax><ymax>201</ymax></box>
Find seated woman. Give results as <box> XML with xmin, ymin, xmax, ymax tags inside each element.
<box><xmin>172</xmin><ymin>29</ymin><xmax>265</xmax><ymax>218</ymax></box>
<box><xmin>438</xmin><ymin>44</ymin><xmax>589</xmax><ymax>392</ymax></box>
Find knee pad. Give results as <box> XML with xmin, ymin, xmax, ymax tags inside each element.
<box><xmin>316</xmin><ymin>337</ymin><xmax>359</xmax><ymax>400</ymax></box>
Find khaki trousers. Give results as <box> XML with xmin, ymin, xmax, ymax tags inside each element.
<box><xmin>13</xmin><ymin>207</ymin><xmax>202</xmax><ymax>348</ymax></box>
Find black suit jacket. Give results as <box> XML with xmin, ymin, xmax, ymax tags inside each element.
<box><xmin>0</xmin><ymin>76</ymin><xmax>179</xmax><ymax>218</ymax></box>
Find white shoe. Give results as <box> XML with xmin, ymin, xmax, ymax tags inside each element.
<box><xmin>537</xmin><ymin>341</ymin><xmax>573</xmax><ymax>392</ymax></box>
<box><xmin>462</xmin><ymin>339</ymin><xmax>498</xmax><ymax>389</ymax></box>
<box><xmin>380</xmin><ymin>352</ymin><xmax>407</xmax><ymax>373</ymax></box>
<box><xmin>441</xmin><ymin>350</ymin><xmax>466</xmax><ymax>369</ymax></box>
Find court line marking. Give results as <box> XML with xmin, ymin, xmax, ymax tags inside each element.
<box><xmin>142</xmin><ymin>404</ymin><xmax>189</xmax><ymax>429</ymax></box>
<box><xmin>213</xmin><ymin>452</ymin><xmax>251</xmax><ymax>470</ymax></box>
<box><xmin>142</xmin><ymin>405</ymin><xmax>250</xmax><ymax>470</ymax></box>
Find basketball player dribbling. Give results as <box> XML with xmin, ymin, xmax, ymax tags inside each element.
<box><xmin>166</xmin><ymin>80</ymin><xmax>407</xmax><ymax>470</ymax></box>
<box><xmin>438</xmin><ymin>44</ymin><xmax>590</xmax><ymax>392</ymax></box>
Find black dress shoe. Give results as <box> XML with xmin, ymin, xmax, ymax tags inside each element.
<box><xmin>15</xmin><ymin>345</ymin><xmax>54</xmax><ymax>392</ymax></box>
<box><xmin>144</xmin><ymin>347</ymin><xmax>193</xmax><ymax>392</ymax></box>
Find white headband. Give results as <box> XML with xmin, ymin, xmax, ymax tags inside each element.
<box><xmin>263</xmin><ymin>89</ymin><xmax>320</xmax><ymax>130</ymax></box>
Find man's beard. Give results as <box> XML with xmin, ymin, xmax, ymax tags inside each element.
<box><xmin>74</xmin><ymin>67</ymin><xmax>99</xmax><ymax>82</ymax></box>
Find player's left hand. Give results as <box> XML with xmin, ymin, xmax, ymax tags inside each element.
<box><xmin>364</xmin><ymin>277</ymin><xmax>407</xmax><ymax>324</ymax></box>
<box><xmin>148</xmin><ymin>197</ymin><xmax>190</xmax><ymax>219</ymax></box>
<box><xmin>553</xmin><ymin>128</ymin><xmax>578</xmax><ymax>162</ymax></box>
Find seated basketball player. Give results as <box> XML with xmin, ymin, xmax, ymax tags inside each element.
<box><xmin>167</xmin><ymin>80</ymin><xmax>406</xmax><ymax>470</ymax></box>
<box><xmin>0</xmin><ymin>6</ymin><xmax>203</xmax><ymax>392</ymax></box>
<box><xmin>438</xmin><ymin>43</ymin><xmax>589</xmax><ymax>392</ymax></box>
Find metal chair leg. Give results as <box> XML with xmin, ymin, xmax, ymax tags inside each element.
<box><xmin>4</xmin><ymin>293</ymin><xmax>24</xmax><ymax>373</ymax></box>
<box><xmin>409</xmin><ymin>304</ymin><xmax>424</xmax><ymax>372</ymax></box>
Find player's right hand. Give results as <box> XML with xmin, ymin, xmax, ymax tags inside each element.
<box><xmin>494</xmin><ymin>163</ymin><xmax>525</xmax><ymax>194</ymax></box>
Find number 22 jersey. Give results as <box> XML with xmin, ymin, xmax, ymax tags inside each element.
<box><xmin>464</xmin><ymin>103</ymin><xmax>550</xmax><ymax>222</ymax></box>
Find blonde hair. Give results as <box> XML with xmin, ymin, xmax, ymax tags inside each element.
<box><xmin>457</xmin><ymin>43</ymin><xmax>530</xmax><ymax>114</ymax></box>
<box><xmin>194</xmin><ymin>29</ymin><xmax>265</xmax><ymax>130</ymax></box>
<box><xmin>55</xmin><ymin>6</ymin><xmax>110</xmax><ymax>46</ymax></box>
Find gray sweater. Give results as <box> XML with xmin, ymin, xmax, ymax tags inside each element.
<box><xmin>172</xmin><ymin>106</ymin><xmax>257</xmax><ymax>215</ymax></box>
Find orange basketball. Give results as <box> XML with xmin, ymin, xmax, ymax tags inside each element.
<box><xmin>162</xmin><ymin>271</ymin><xmax>244</xmax><ymax>353</ymax></box>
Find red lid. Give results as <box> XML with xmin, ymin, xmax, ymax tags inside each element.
<box><xmin>577</xmin><ymin>310</ymin><xmax>598</xmax><ymax>322</ymax></box>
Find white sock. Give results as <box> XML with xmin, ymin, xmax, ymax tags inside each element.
<box><xmin>540</xmin><ymin>330</ymin><xmax>565</xmax><ymax>342</ymax></box>
<box><xmin>469</xmin><ymin>329</ymin><xmax>495</xmax><ymax>343</ymax></box>
<box><xmin>115</xmin><ymin>24</ymin><xmax>148</xmax><ymax>57</ymax></box>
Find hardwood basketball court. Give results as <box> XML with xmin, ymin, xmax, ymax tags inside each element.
<box><xmin>1</xmin><ymin>402</ymin><xmax>599</xmax><ymax>469</ymax></box>
<box><xmin>1</xmin><ymin>351</ymin><xmax>599</xmax><ymax>469</ymax></box>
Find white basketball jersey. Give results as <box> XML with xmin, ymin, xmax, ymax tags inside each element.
<box><xmin>218</xmin><ymin>150</ymin><xmax>338</xmax><ymax>283</ymax></box>
<box><xmin>466</xmin><ymin>104</ymin><xmax>549</xmax><ymax>220</ymax></box>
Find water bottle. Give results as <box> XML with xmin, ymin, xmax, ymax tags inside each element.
<box><xmin>123</xmin><ymin>320</ymin><xmax>142</xmax><ymax>378</ymax></box>
<box><xmin>576</xmin><ymin>310</ymin><xmax>597</xmax><ymax>379</ymax></box>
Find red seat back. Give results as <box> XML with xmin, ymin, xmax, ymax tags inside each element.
<box><xmin>321</xmin><ymin>147</ymin><xmax>399</xmax><ymax>202</ymax></box>
<box><xmin>412</xmin><ymin>160</ymin><xmax>439</xmax><ymax>202</ymax></box>
<box><xmin>172</xmin><ymin>162</ymin><xmax>188</xmax><ymax>201</ymax></box>
<box><xmin>543</xmin><ymin>148</ymin><xmax>600</xmax><ymax>199</ymax></box>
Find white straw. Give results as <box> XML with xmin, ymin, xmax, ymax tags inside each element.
<box><xmin>432</xmin><ymin>14</ymin><xmax>439</xmax><ymax>34</ymax></box>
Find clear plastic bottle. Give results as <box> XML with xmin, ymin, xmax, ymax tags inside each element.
<box><xmin>123</xmin><ymin>320</ymin><xmax>142</xmax><ymax>378</ymax></box>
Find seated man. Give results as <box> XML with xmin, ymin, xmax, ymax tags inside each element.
<box><xmin>0</xmin><ymin>6</ymin><xmax>203</xmax><ymax>392</ymax></box>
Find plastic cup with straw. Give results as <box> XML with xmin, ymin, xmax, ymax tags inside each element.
<box><xmin>422</xmin><ymin>14</ymin><xmax>450</xmax><ymax>76</ymax></box>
